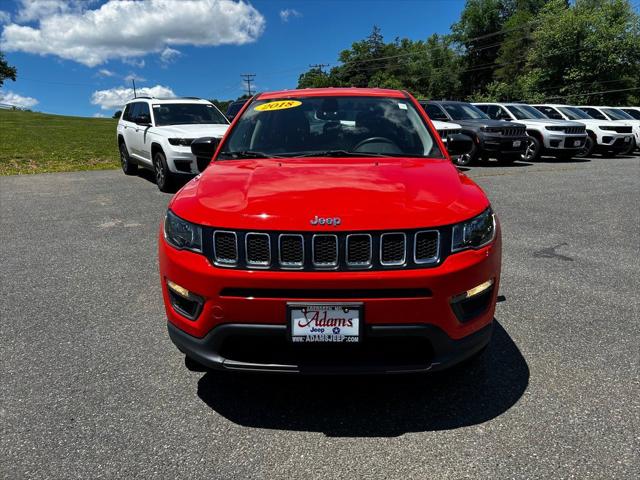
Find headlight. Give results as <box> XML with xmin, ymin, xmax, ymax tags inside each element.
<box><xmin>164</xmin><ymin>210</ymin><xmax>202</xmax><ymax>253</ymax></box>
<box><xmin>168</xmin><ymin>138</ymin><xmax>194</xmax><ymax>146</ymax></box>
<box><xmin>599</xmin><ymin>126</ymin><xmax>616</xmax><ymax>131</ymax></box>
<box><xmin>451</xmin><ymin>208</ymin><xmax>496</xmax><ymax>252</ymax></box>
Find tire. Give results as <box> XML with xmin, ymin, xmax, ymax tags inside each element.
<box><xmin>521</xmin><ymin>135</ymin><xmax>541</xmax><ymax>162</ymax></box>
<box><xmin>576</xmin><ymin>135</ymin><xmax>595</xmax><ymax>158</ymax></box>
<box><xmin>153</xmin><ymin>150</ymin><xmax>175</xmax><ymax>193</ymax></box>
<box><xmin>119</xmin><ymin>141</ymin><xmax>137</xmax><ymax>175</ymax></box>
<box><xmin>621</xmin><ymin>138</ymin><xmax>636</xmax><ymax>155</ymax></box>
<box><xmin>453</xmin><ymin>142</ymin><xmax>477</xmax><ymax>166</ymax></box>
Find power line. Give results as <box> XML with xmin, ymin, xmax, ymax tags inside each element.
<box><xmin>309</xmin><ymin>64</ymin><xmax>330</xmax><ymax>73</ymax></box>
<box><xmin>542</xmin><ymin>86</ymin><xmax>640</xmax><ymax>101</ymax></box>
<box><xmin>240</xmin><ymin>73</ymin><xmax>256</xmax><ymax>96</ymax></box>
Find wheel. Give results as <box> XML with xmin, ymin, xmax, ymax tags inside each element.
<box><xmin>453</xmin><ymin>142</ymin><xmax>477</xmax><ymax>166</ymax></box>
<box><xmin>153</xmin><ymin>151</ymin><xmax>175</xmax><ymax>193</ymax></box>
<box><xmin>521</xmin><ymin>136</ymin><xmax>541</xmax><ymax>161</ymax></box>
<box><xmin>119</xmin><ymin>141</ymin><xmax>137</xmax><ymax>175</ymax></box>
<box><xmin>576</xmin><ymin>136</ymin><xmax>595</xmax><ymax>158</ymax></box>
<box><xmin>621</xmin><ymin>138</ymin><xmax>636</xmax><ymax>155</ymax></box>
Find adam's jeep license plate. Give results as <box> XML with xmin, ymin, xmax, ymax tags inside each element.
<box><xmin>289</xmin><ymin>303</ymin><xmax>361</xmax><ymax>343</ymax></box>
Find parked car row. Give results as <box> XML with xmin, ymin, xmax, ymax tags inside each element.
<box><xmin>116</xmin><ymin>93</ymin><xmax>639</xmax><ymax>192</ymax></box>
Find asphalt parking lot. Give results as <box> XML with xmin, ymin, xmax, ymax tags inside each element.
<box><xmin>1</xmin><ymin>154</ymin><xmax>639</xmax><ymax>479</ymax></box>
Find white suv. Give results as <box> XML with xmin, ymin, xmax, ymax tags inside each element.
<box><xmin>117</xmin><ymin>97</ymin><xmax>229</xmax><ymax>192</ymax></box>
<box><xmin>578</xmin><ymin>106</ymin><xmax>639</xmax><ymax>153</ymax></box>
<box><xmin>473</xmin><ymin>102</ymin><xmax>587</xmax><ymax>161</ymax></box>
<box><xmin>532</xmin><ymin>104</ymin><xmax>634</xmax><ymax>157</ymax></box>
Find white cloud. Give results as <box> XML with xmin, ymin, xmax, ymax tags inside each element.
<box><xmin>160</xmin><ymin>47</ymin><xmax>181</xmax><ymax>65</ymax></box>
<box><xmin>1</xmin><ymin>0</ymin><xmax>266</xmax><ymax>67</ymax></box>
<box><xmin>279</xmin><ymin>8</ymin><xmax>301</xmax><ymax>22</ymax></box>
<box><xmin>124</xmin><ymin>73</ymin><xmax>146</xmax><ymax>83</ymax></box>
<box><xmin>0</xmin><ymin>10</ymin><xmax>10</xmax><ymax>25</ymax></box>
<box><xmin>97</xmin><ymin>68</ymin><xmax>115</xmax><ymax>77</ymax></box>
<box><xmin>92</xmin><ymin>112</ymin><xmax>107</xmax><ymax>118</ymax></box>
<box><xmin>91</xmin><ymin>85</ymin><xmax>176</xmax><ymax>110</ymax></box>
<box><xmin>0</xmin><ymin>89</ymin><xmax>39</xmax><ymax>108</ymax></box>
<box><xmin>122</xmin><ymin>57</ymin><xmax>146</xmax><ymax>68</ymax></box>
<box><xmin>15</xmin><ymin>0</ymin><xmax>84</xmax><ymax>22</ymax></box>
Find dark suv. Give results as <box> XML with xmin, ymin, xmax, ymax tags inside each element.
<box><xmin>420</xmin><ymin>100</ymin><xmax>528</xmax><ymax>165</ymax></box>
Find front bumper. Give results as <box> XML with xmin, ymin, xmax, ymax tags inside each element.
<box><xmin>168</xmin><ymin>320</ymin><xmax>493</xmax><ymax>374</ymax></box>
<box><xmin>159</xmin><ymin>225</ymin><xmax>501</xmax><ymax>373</ymax></box>
<box><xmin>478</xmin><ymin>134</ymin><xmax>529</xmax><ymax>154</ymax></box>
<box><xmin>596</xmin><ymin>134</ymin><xmax>633</xmax><ymax>151</ymax></box>
<box><xmin>542</xmin><ymin>134</ymin><xmax>587</xmax><ymax>151</ymax></box>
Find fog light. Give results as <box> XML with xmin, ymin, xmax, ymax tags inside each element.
<box><xmin>166</xmin><ymin>279</ymin><xmax>204</xmax><ymax>320</ymax></box>
<box><xmin>167</xmin><ymin>279</ymin><xmax>190</xmax><ymax>298</ymax></box>
<box><xmin>451</xmin><ymin>279</ymin><xmax>494</xmax><ymax>303</ymax></box>
<box><xmin>450</xmin><ymin>279</ymin><xmax>495</xmax><ymax>323</ymax></box>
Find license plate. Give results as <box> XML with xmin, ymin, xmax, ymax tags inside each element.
<box><xmin>289</xmin><ymin>303</ymin><xmax>361</xmax><ymax>343</ymax></box>
<box><xmin>624</xmin><ymin>137</ymin><xmax>630</xmax><ymax>142</ymax></box>
<box><xmin>513</xmin><ymin>140</ymin><xmax>521</xmax><ymax>147</ymax></box>
<box><xmin>574</xmin><ymin>140</ymin><xmax>581</xmax><ymax>146</ymax></box>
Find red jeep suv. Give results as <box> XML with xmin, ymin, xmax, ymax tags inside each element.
<box><xmin>159</xmin><ymin>88</ymin><xmax>501</xmax><ymax>374</ymax></box>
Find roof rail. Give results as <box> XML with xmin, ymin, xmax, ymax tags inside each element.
<box><xmin>132</xmin><ymin>95</ymin><xmax>153</xmax><ymax>100</ymax></box>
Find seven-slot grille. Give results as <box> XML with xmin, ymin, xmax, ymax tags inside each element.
<box><xmin>500</xmin><ymin>127</ymin><xmax>526</xmax><ymax>137</ymax></box>
<box><xmin>208</xmin><ymin>229</ymin><xmax>443</xmax><ymax>270</ymax></box>
<box><xmin>564</xmin><ymin>126</ymin><xmax>586</xmax><ymax>134</ymax></box>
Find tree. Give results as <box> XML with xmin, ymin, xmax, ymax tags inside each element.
<box><xmin>0</xmin><ymin>51</ymin><xmax>17</xmax><ymax>87</ymax></box>
<box><xmin>521</xmin><ymin>0</ymin><xmax>640</xmax><ymax>104</ymax></box>
<box><xmin>112</xmin><ymin>110</ymin><xmax>122</xmax><ymax>119</ymax></box>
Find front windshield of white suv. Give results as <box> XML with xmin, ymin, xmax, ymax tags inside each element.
<box><xmin>558</xmin><ymin>107</ymin><xmax>592</xmax><ymax>120</ymax></box>
<box><xmin>506</xmin><ymin>104</ymin><xmax>548</xmax><ymax>120</ymax></box>
<box><xmin>153</xmin><ymin>103</ymin><xmax>228</xmax><ymax>126</ymax></box>
<box><xmin>218</xmin><ymin>96</ymin><xmax>442</xmax><ymax>159</ymax></box>
<box><xmin>602</xmin><ymin>108</ymin><xmax>634</xmax><ymax>121</ymax></box>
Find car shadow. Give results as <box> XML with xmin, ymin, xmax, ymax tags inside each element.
<box><xmin>534</xmin><ymin>155</ymin><xmax>591</xmax><ymax>164</ymax></box>
<box><xmin>196</xmin><ymin>320</ymin><xmax>529</xmax><ymax>437</ymax></box>
<box><xmin>136</xmin><ymin>168</ymin><xmax>193</xmax><ymax>193</ymax></box>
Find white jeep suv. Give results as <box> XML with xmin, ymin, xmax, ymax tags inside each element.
<box><xmin>117</xmin><ymin>97</ymin><xmax>229</xmax><ymax>192</ymax></box>
<box><xmin>532</xmin><ymin>104</ymin><xmax>634</xmax><ymax>157</ymax></box>
<box><xmin>473</xmin><ymin>102</ymin><xmax>587</xmax><ymax>161</ymax></box>
<box><xmin>578</xmin><ymin>106</ymin><xmax>639</xmax><ymax>153</ymax></box>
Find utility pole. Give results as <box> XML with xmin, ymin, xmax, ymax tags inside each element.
<box><xmin>132</xmin><ymin>78</ymin><xmax>137</xmax><ymax>98</ymax></box>
<box><xmin>240</xmin><ymin>73</ymin><xmax>256</xmax><ymax>96</ymax></box>
<box><xmin>309</xmin><ymin>64</ymin><xmax>329</xmax><ymax>73</ymax></box>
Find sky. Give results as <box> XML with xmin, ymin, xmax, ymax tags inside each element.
<box><xmin>0</xmin><ymin>0</ymin><xmax>466</xmax><ymax>117</ymax></box>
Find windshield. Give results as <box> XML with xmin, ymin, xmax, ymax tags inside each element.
<box><xmin>558</xmin><ymin>107</ymin><xmax>592</xmax><ymax>120</ymax></box>
<box><xmin>506</xmin><ymin>104</ymin><xmax>547</xmax><ymax>119</ymax></box>
<box><xmin>152</xmin><ymin>103</ymin><xmax>228</xmax><ymax>126</ymax></box>
<box><xmin>622</xmin><ymin>108</ymin><xmax>640</xmax><ymax>120</ymax></box>
<box><xmin>602</xmin><ymin>108</ymin><xmax>634</xmax><ymax>120</ymax></box>
<box><xmin>442</xmin><ymin>103</ymin><xmax>489</xmax><ymax>120</ymax></box>
<box><xmin>218</xmin><ymin>96</ymin><xmax>442</xmax><ymax>159</ymax></box>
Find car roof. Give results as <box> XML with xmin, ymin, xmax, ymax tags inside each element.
<box><xmin>257</xmin><ymin>87</ymin><xmax>407</xmax><ymax>100</ymax></box>
<box><xmin>125</xmin><ymin>97</ymin><xmax>211</xmax><ymax>105</ymax></box>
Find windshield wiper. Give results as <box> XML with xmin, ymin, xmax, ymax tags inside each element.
<box><xmin>218</xmin><ymin>150</ymin><xmax>284</xmax><ymax>159</ymax></box>
<box><xmin>296</xmin><ymin>150</ymin><xmax>388</xmax><ymax>158</ymax></box>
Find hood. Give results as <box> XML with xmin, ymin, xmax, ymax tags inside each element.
<box><xmin>170</xmin><ymin>158</ymin><xmax>489</xmax><ymax>231</ymax></box>
<box><xmin>453</xmin><ymin>118</ymin><xmax>525</xmax><ymax>129</ymax></box>
<box><xmin>573</xmin><ymin>119</ymin><xmax>633</xmax><ymax>128</ymax></box>
<box><xmin>515</xmin><ymin>118</ymin><xmax>583</xmax><ymax>127</ymax></box>
<box><xmin>155</xmin><ymin>123</ymin><xmax>229</xmax><ymax>138</ymax></box>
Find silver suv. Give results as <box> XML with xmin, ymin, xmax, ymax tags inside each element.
<box><xmin>117</xmin><ymin>97</ymin><xmax>229</xmax><ymax>192</ymax></box>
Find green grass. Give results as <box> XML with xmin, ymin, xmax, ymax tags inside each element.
<box><xmin>0</xmin><ymin>109</ymin><xmax>119</xmax><ymax>175</ymax></box>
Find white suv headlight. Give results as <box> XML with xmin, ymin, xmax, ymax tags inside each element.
<box><xmin>164</xmin><ymin>210</ymin><xmax>203</xmax><ymax>253</ymax></box>
<box><xmin>452</xmin><ymin>208</ymin><xmax>496</xmax><ymax>252</ymax></box>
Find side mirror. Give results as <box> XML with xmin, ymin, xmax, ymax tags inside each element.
<box><xmin>191</xmin><ymin>137</ymin><xmax>220</xmax><ymax>172</ymax></box>
<box><xmin>446</xmin><ymin>133</ymin><xmax>474</xmax><ymax>156</ymax></box>
<box><xmin>135</xmin><ymin>114</ymin><xmax>151</xmax><ymax>126</ymax></box>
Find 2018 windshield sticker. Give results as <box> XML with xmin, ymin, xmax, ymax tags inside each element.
<box><xmin>255</xmin><ymin>100</ymin><xmax>302</xmax><ymax>112</ymax></box>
